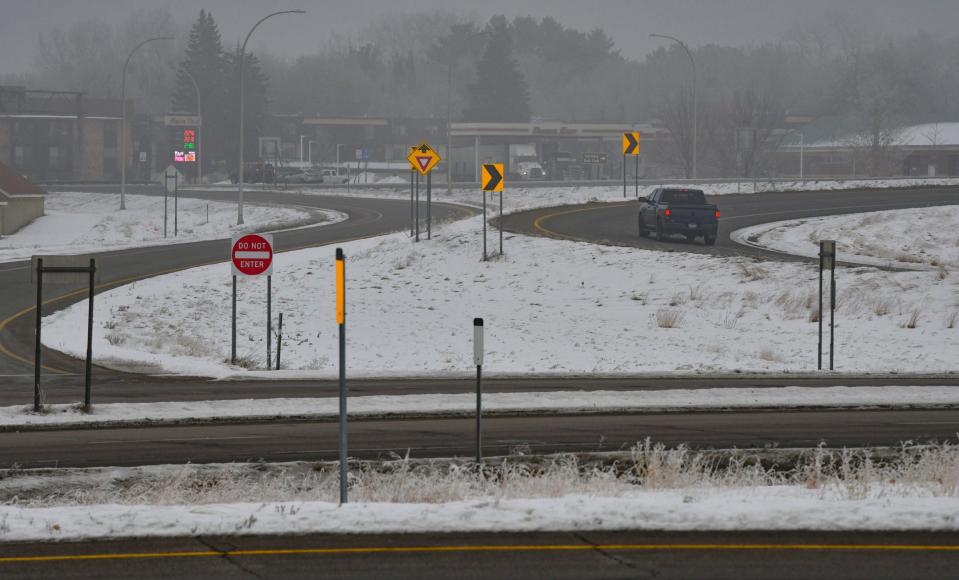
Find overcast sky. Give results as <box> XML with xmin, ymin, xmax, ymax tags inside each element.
<box><xmin>2</xmin><ymin>0</ymin><xmax>957</xmax><ymax>74</ymax></box>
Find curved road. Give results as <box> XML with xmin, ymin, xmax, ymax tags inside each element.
<box><xmin>501</xmin><ymin>186</ymin><xmax>959</xmax><ymax>263</ymax></box>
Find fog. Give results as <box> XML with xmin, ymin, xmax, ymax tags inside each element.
<box><xmin>1</xmin><ymin>0</ymin><xmax>957</xmax><ymax>73</ymax></box>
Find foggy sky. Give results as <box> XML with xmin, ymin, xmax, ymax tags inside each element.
<box><xmin>2</xmin><ymin>0</ymin><xmax>957</xmax><ymax>74</ymax></box>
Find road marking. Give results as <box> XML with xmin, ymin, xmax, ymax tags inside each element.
<box><xmin>533</xmin><ymin>203</ymin><xmax>633</xmax><ymax>242</ymax></box>
<box><xmin>4</xmin><ymin>542</ymin><xmax>959</xmax><ymax>564</ymax></box>
<box><xmin>89</xmin><ymin>435</ymin><xmax>269</xmax><ymax>445</ymax></box>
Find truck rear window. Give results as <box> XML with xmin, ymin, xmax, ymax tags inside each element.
<box><xmin>661</xmin><ymin>189</ymin><xmax>706</xmax><ymax>204</ymax></box>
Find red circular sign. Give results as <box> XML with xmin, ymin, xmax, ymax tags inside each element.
<box><xmin>232</xmin><ymin>234</ymin><xmax>273</xmax><ymax>276</ymax></box>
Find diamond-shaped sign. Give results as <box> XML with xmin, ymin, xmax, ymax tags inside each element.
<box><xmin>407</xmin><ymin>141</ymin><xmax>441</xmax><ymax>176</ymax></box>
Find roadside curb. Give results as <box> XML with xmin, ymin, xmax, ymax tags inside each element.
<box><xmin>6</xmin><ymin>402</ymin><xmax>959</xmax><ymax>433</ymax></box>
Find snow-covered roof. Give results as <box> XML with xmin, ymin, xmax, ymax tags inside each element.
<box><xmin>783</xmin><ymin>122</ymin><xmax>959</xmax><ymax>150</ymax></box>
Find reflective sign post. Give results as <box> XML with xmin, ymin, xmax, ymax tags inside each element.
<box><xmin>336</xmin><ymin>248</ymin><xmax>348</xmax><ymax>503</ymax></box>
<box><xmin>481</xmin><ymin>164</ymin><xmax>504</xmax><ymax>261</ymax></box>
<box><xmin>818</xmin><ymin>240</ymin><xmax>836</xmax><ymax>370</ymax></box>
<box><xmin>622</xmin><ymin>132</ymin><xmax>640</xmax><ymax>198</ymax></box>
<box><xmin>474</xmin><ymin>317</ymin><xmax>484</xmax><ymax>464</ymax></box>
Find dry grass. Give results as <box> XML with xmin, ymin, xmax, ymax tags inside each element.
<box><xmin>655</xmin><ymin>308</ymin><xmax>685</xmax><ymax>328</ymax></box>
<box><xmin>737</xmin><ymin>263</ymin><xmax>769</xmax><ymax>281</ymax></box>
<box><xmin>4</xmin><ymin>442</ymin><xmax>959</xmax><ymax>508</ymax></box>
<box><xmin>948</xmin><ymin>310</ymin><xmax>959</xmax><ymax>329</ymax></box>
<box><xmin>902</xmin><ymin>308</ymin><xmax>921</xmax><ymax>329</ymax></box>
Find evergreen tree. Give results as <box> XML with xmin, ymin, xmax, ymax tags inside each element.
<box><xmin>222</xmin><ymin>45</ymin><xmax>270</xmax><ymax>162</ymax></box>
<box><xmin>463</xmin><ymin>16</ymin><xmax>531</xmax><ymax>122</ymax></box>
<box><xmin>171</xmin><ymin>10</ymin><xmax>228</xmax><ymax>175</ymax></box>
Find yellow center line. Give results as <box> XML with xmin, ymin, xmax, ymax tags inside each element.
<box><xmin>532</xmin><ymin>203</ymin><xmax>633</xmax><ymax>242</ymax></box>
<box><xmin>0</xmin><ymin>209</ymin><xmax>414</xmax><ymax>374</ymax></box>
<box><xmin>4</xmin><ymin>542</ymin><xmax>959</xmax><ymax>563</ymax></box>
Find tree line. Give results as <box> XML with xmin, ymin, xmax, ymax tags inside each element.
<box><xmin>6</xmin><ymin>7</ymin><xmax>959</xmax><ymax>177</ymax></box>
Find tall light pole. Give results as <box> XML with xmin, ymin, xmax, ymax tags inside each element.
<box><xmin>237</xmin><ymin>10</ymin><xmax>305</xmax><ymax>225</ymax></box>
<box><xmin>180</xmin><ymin>68</ymin><xmax>202</xmax><ymax>184</ymax></box>
<box><xmin>120</xmin><ymin>36</ymin><xmax>174</xmax><ymax>210</ymax></box>
<box><xmin>446</xmin><ymin>30</ymin><xmax>490</xmax><ymax>194</ymax></box>
<box><xmin>650</xmin><ymin>33</ymin><xmax>697</xmax><ymax>179</ymax></box>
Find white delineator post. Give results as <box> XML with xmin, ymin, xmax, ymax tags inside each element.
<box><xmin>474</xmin><ymin>317</ymin><xmax>484</xmax><ymax>463</ymax></box>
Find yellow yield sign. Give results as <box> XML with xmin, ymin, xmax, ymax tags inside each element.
<box><xmin>482</xmin><ymin>163</ymin><xmax>504</xmax><ymax>192</ymax></box>
<box><xmin>623</xmin><ymin>131</ymin><xmax>641</xmax><ymax>155</ymax></box>
<box><xmin>407</xmin><ymin>141</ymin><xmax>441</xmax><ymax>176</ymax></box>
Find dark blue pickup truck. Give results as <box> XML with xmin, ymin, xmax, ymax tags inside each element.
<box><xmin>638</xmin><ymin>187</ymin><xmax>719</xmax><ymax>245</ymax></box>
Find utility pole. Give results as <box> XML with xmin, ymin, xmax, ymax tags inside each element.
<box><xmin>649</xmin><ymin>34</ymin><xmax>697</xmax><ymax>179</ymax></box>
<box><xmin>120</xmin><ymin>36</ymin><xmax>173</xmax><ymax>210</ymax></box>
<box><xmin>237</xmin><ymin>10</ymin><xmax>305</xmax><ymax>225</ymax></box>
<box><xmin>181</xmin><ymin>69</ymin><xmax>202</xmax><ymax>184</ymax></box>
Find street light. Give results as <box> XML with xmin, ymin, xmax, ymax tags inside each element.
<box><xmin>649</xmin><ymin>33</ymin><xmax>697</xmax><ymax>179</ymax></box>
<box><xmin>237</xmin><ymin>10</ymin><xmax>305</xmax><ymax>225</ymax></box>
<box><xmin>446</xmin><ymin>30</ymin><xmax>490</xmax><ymax>194</ymax></box>
<box><xmin>120</xmin><ymin>36</ymin><xmax>174</xmax><ymax>210</ymax></box>
<box><xmin>180</xmin><ymin>68</ymin><xmax>202</xmax><ymax>184</ymax></box>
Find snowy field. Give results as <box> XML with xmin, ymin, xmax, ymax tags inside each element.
<box><xmin>1</xmin><ymin>444</ymin><xmax>958</xmax><ymax>541</ymax></box>
<box><xmin>9</xmin><ymin>386</ymin><xmax>959</xmax><ymax>430</ymax></box>
<box><xmin>733</xmin><ymin>205</ymin><xmax>959</xmax><ymax>270</ymax></box>
<box><xmin>44</xmin><ymin>211</ymin><xmax>959</xmax><ymax>377</ymax></box>
<box><xmin>0</xmin><ymin>191</ymin><xmax>338</xmax><ymax>263</ymax></box>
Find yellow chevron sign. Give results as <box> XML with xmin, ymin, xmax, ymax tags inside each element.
<box><xmin>622</xmin><ymin>131</ymin><xmax>641</xmax><ymax>155</ymax></box>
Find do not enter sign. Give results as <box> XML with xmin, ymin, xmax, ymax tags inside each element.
<box><xmin>231</xmin><ymin>233</ymin><xmax>274</xmax><ymax>276</ymax></box>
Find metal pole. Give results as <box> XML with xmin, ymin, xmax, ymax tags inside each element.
<box><xmin>34</xmin><ymin>258</ymin><xmax>42</xmax><ymax>412</ymax></box>
<box><xmin>830</xmin><ymin>265</ymin><xmax>836</xmax><ymax>371</ymax></box>
<box><xmin>799</xmin><ymin>132</ymin><xmax>804</xmax><ymax>180</ymax></box>
<box><xmin>622</xmin><ymin>153</ymin><xmax>626</xmax><ymax>198</ymax></box>
<box><xmin>427</xmin><ymin>170</ymin><xmax>432</xmax><ymax>240</ymax></box>
<box><xmin>410</xmin><ymin>169</ymin><xmax>414</xmax><ymax>237</ymax></box>
<box><xmin>164</xmin><ymin>175</ymin><xmax>168</xmax><ymax>238</ymax></box>
<box><xmin>649</xmin><ymin>34</ymin><xmax>696</xmax><ymax>178</ymax></box>
<box><xmin>818</xmin><ymin>254</ymin><xmax>823</xmax><ymax>371</ymax></box>
<box><xmin>237</xmin><ymin>10</ymin><xmax>306</xmax><ymax>226</ymax></box>
<box><xmin>415</xmin><ymin>172</ymin><xmax>420</xmax><ymax>242</ymax></box>
<box><xmin>174</xmin><ymin>172</ymin><xmax>178</xmax><ymax>237</ymax></box>
<box><xmin>231</xmin><ymin>275</ymin><xmax>237</xmax><ymax>365</ymax></box>
<box><xmin>84</xmin><ymin>258</ymin><xmax>95</xmax><ymax>409</ymax></box>
<box><xmin>447</xmin><ymin>61</ymin><xmax>453</xmax><ymax>195</ymax></box>
<box><xmin>267</xmin><ymin>274</ymin><xmax>272</xmax><ymax>369</ymax></box>
<box><xmin>476</xmin><ymin>363</ymin><xmax>482</xmax><ymax>463</ymax></box>
<box><xmin>499</xmin><ymin>189</ymin><xmax>503</xmax><ymax>256</ymax></box>
<box><xmin>336</xmin><ymin>248</ymin><xmax>348</xmax><ymax>504</ymax></box>
<box><xmin>635</xmin><ymin>153</ymin><xmax>639</xmax><ymax>197</ymax></box>
<box><xmin>276</xmin><ymin>312</ymin><xmax>283</xmax><ymax>370</ymax></box>
<box><xmin>120</xmin><ymin>36</ymin><xmax>173</xmax><ymax>211</ymax></box>
<box><xmin>482</xmin><ymin>190</ymin><xmax>488</xmax><ymax>261</ymax></box>
<box><xmin>182</xmin><ymin>69</ymin><xmax>202</xmax><ymax>185</ymax></box>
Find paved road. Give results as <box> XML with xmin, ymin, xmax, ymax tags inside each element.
<box><xmin>3</xmin><ymin>530</ymin><xmax>958</xmax><ymax>579</ymax></box>
<box><xmin>501</xmin><ymin>186</ymin><xmax>959</xmax><ymax>263</ymax></box>
<box><xmin>4</xmin><ymin>408</ymin><xmax>958</xmax><ymax>469</ymax></box>
<box><xmin>0</xmin><ymin>187</ymin><xmax>473</xmax><ymax>395</ymax></box>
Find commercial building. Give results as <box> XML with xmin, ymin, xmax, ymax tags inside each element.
<box><xmin>0</xmin><ymin>86</ymin><xmax>130</xmax><ymax>183</ymax></box>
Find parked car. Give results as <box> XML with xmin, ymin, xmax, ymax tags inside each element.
<box><xmin>318</xmin><ymin>168</ymin><xmax>348</xmax><ymax>184</ymax></box>
<box><xmin>284</xmin><ymin>169</ymin><xmax>325</xmax><ymax>184</ymax></box>
<box><xmin>637</xmin><ymin>187</ymin><xmax>719</xmax><ymax>245</ymax></box>
<box><xmin>230</xmin><ymin>162</ymin><xmax>275</xmax><ymax>184</ymax></box>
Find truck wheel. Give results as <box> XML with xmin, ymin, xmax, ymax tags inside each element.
<box><xmin>655</xmin><ymin>220</ymin><xmax>666</xmax><ymax>242</ymax></box>
<box><xmin>638</xmin><ymin>215</ymin><xmax>648</xmax><ymax>237</ymax></box>
<box><xmin>685</xmin><ymin>233</ymin><xmax>696</xmax><ymax>242</ymax></box>
<box><xmin>704</xmin><ymin>234</ymin><xmax>717</xmax><ymax>246</ymax></box>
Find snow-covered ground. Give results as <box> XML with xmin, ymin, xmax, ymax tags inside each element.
<box><xmin>11</xmin><ymin>386</ymin><xmax>959</xmax><ymax>430</ymax></box>
<box><xmin>733</xmin><ymin>205</ymin><xmax>959</xmax><ymax>270</ymax></box>
<box><xmin>2</xmin><ymin>444</ymin><xmax>958</xmax><ymax>541</ymax></box>
<box><xmin>0</xmin><ymin>191</ymin><xmax>340</xmax><ymax>263</ymax></box>
<box><xmin>44</xmin><ymin>210</ymin><xmax>959</xmax><ymax>377</ymax></box>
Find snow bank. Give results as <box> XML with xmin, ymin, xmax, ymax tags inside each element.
<box><xmin>9</xmin><ymin>386</ymin><xmax>959</xmax><ymax>430</ymax></box>
<box><xmin>733</xmin><ymin>205</ymin><xmax>959</xmax><ymax>270</ymax></box>
<box><xmin>0</xmin><ymin>191</ymin><xmax>341</xmax><ymax>263</ymax></box>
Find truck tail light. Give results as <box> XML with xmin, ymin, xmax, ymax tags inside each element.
<box><xmin>664</xmin><ymin>208</ymin><xmax>671</xmax><ymax>218</ymax></box>
<box><xmin>715</xmin><ymin>210</ymin><xmax>721</xmax><ymax>219</ymax></box>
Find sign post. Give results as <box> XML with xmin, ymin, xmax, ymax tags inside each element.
<box><xmin>482</xmin><ymin>164</ymin><xmax>504</xmax><ymax>258</ymax></box>
<box><xmin>230</xmin><ymin>233</ymin><xmax>274</xmax><ymax>369</ymax></box>
<box><xmin>407</xmin><ymin>142</ymin><xmax>441</xmax><ymax>242</ymax></box>
<box><xmin>474</xmin><ymin>317</ymin><xmax>484</xmax><ymax>464</ymax></box>
<box><xmin>336</xmin><ymin>247</ymin><xmax>348</xmax><ymax>503</ymax></box>
<box><xmin>818</xmin><ymin>240</ymin><xmax>836</xmax><ymax>370</ymax></box>
<box><xmin>31</xmin><ymin>256</ymin><xmax>99</xmax><ymax>411</ymax></box>
<box><xmin>622</xmin><ymin>131</ymin><xmax>641</xmax><ymax>198</ymax></box>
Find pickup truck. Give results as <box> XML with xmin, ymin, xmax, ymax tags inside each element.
<box><xmin>638</xmin><ymin>187</ymin><xmax>719</xmax><ymax>245</ymax></box>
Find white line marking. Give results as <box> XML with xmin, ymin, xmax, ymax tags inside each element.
<box><xmin>90</xmin><ymin>435</ymin><xmax>270</xmax><ymax>445</ymax></box>
<box><xmin>233</xmin><ymin>251</ymin><xmax>271</xmax><ymax>259</ymax></box>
